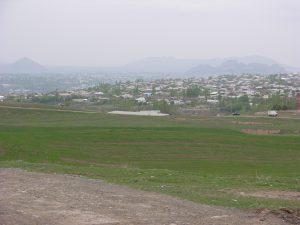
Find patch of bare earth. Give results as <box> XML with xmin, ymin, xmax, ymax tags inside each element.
<box><xmin>226</xmin><ymin>190</ymin><xmax>300</xmax><ymax>224</ymax></box>
<box><xmin>0</xmin><ymin>168</ymin><xmax>291</xmax><ymax>225</ymax></box>
<box><xmin>254</xmin><ymin>208</ymin><xmax>300</xmax><ymax>225</ymax></box>
<box><xmin>232</xmin><ymin>121</ymin><xmax>272</xmax><ymax>125</ymax></box>
<box><xmin>242</xmin><ymin>129</ymin><xmax>281</xmax><ymax>135</ymax></box>
<box><xmin>61</xmin><ymin>158</ymin><xmax>131</xmax><ymax>169</ymax></box>
<box><xmin>239</xmin><ymin>190</ymin><xmax>300</xmax><ymax>201</ymax></box>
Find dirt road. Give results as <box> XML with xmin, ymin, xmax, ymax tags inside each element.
<box><xmin>0</xmin><ymin>168</ymin><xmax>290</xmax><ymax>225</ymax></box>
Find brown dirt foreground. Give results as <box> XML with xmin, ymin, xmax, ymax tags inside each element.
<box><xmin>0</xmin><ymin>169</ymin><xmax>291</xmax><ymax>225</ymax></box>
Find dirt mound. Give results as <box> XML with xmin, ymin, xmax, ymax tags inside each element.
<box><xmin>0</xmin><ymin>168</ymin><xmax>290</xmax><ymax>225</ymax></box>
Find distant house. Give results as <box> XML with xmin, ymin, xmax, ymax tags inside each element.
<box><xmin>121</xmin><ymin>94</ymin><xmax>133</xmax><ymax>99</ymax></box>
<box><xmin>136</xmin><ymin>97</ymin><xmax>146</xmax><ymax>103</ymax></box>
<box><xmin>93</xmin><ymin>92</ymin><xmax>104</xmax><ymax>96</ymax></box>
<box><xmin>173</xmin><ymin>100</ymin><xmax>184</xmax><ymax>105</ymax></box>
<box><xmin>98</xmin><ymin>97</ymin><xmax>110</xmax><ymax>104</ymax></box>
<box><xmin>72</xmin><ymin>98</ymin><xmax>88</xmax><ymax>103</ymax></box>
<box><xmin>59</xmin><ymin>93</ymin><xmax>72</xmax><ymax>98</ymax></box>
<box><xmin>207</xmin><ymin>99</ymin><xmax>219</xmax><ymax>104</ymax></box>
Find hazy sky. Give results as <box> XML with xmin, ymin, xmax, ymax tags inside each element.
<box><xmin>0</xmin><ymin>0</ymin><xmax>299</xmax><ymax>66</ymax></box>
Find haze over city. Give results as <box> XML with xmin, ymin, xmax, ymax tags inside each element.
<box><xmin>1</xmin><ymin>0</ymin><xmax>299</xmax><ymax>67</ymax></box>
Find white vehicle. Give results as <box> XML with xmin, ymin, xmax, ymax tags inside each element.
<box><xmin>268</xmin><ymin>110</ymin><xmax>278</xmax><ymax>117</ymax></box>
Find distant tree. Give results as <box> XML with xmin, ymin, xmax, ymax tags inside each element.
<box><xmin>268</xmin><ymin>95</ymin><xmax>297</xmax><ymax>110</ymax></box>
<box><xmin>186</xmin><ymin>86</ymin><xmax>200</xmax><ymax>98</ymax></box>
<box><xmin>238</xmin><ymin>95</ymin><xmax>250</xmax><ymax>111</ymax></box>
<box><xmin>133</xmin><ymin>86</ymin><xmax>140</xmax><ymax>95</ymax></box>
<box><xmin>117</xmin><ymin>99</ymin><xmax>135</xmax><ymax>111</ymax></box>
<box><xmin>97</xmin><ymin>83</ymin><xmax>111</xmax><ymax>94</ymax></box>
<box><xmin>272</xmin><ymin>104</ymin><xmax>282</xmax><ymax>110</ymax></box>
<box><xmin>151</xmin><ymin>85</ymin><xmax>156</xmax><ymax>95</ymax></box>
<box><xmin>201</xmin><ymin>88</ymin><xmax>210</xmax><ymax>101</ymax></box>
<box><xmin>218</xmin><ymin>95</ymin><xmax>250</xmax><ymax>113</ymax></box>
<box><xmin>153</xmin><ymin>100</ymin><xmax>175</xmax><ymax>114</ymax></box>
<box><xmin>112</xmin><ymin>86</ymin><xmax>121</xmax><ymax>96</ymax></box>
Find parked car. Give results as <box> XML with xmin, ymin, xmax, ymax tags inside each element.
<box><xmin>232</xmin><ymin>112</ymin><xmax>240</xmax><ymax>116</ymax></box>
<box><xmin>268</xmin><ymin>110</ymin><xmax>278</xmax><ymax>117</ymax></box>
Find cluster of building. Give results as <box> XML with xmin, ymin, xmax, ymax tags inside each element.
<box><xmin>2</xmin><ymin>73</ymin><xmax>300</xmax><ymax>111</ymax></box>
<box><xmin>83</xmin><ymin>73</ymin><xmax>299</xmax><ymax>104</ymax></box>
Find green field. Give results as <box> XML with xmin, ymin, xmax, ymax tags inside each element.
<box><xmin>0</xmin><ymin>106</ymin><xmax>300</xmax><ymax>209</ymax></box>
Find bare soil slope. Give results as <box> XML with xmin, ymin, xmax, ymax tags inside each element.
<box><xmin>0</xmin><ymin>169</ymin><xmax>289</xmax><ymax>225</ymax></box>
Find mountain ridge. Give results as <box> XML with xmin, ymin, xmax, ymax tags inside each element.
<box><xmin>0</xmin><ymin>56</ymin><xmax>298</xmax><ymax>75</ymax></box>
<box><xmin>188</xmin><ymin>60</ymin><xmax>287</xmax><ymax>75</ymax></box>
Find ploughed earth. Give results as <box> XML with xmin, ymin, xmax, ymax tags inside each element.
<box><xmin>0</xmin><ymin>168</ymin><xmax>298</xmax><ymax>225</ymax></box>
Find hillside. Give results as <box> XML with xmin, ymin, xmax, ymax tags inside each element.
<box><xmin>0</xmin><ymin>57</ymin><xmax>46</xmax><ymax>74</ymax></box>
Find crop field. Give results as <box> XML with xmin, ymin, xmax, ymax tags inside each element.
<box><xmin>0</xmin><ymin>106</ymin><xmax>300</xmax><ymax>209</ymax></box>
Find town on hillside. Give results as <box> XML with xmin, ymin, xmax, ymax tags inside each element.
<box><xmin>1</xmin><ymin>73</ymin><xmax>300</xmax><ymax>115</ymax></box>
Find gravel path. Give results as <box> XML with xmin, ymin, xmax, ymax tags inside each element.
<box><xmin>0</xmin><ymin>168</ymin><xmax>289</xmax><ymax>225</ymax></box>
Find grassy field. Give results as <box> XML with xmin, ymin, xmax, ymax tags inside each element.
<box><xmin>0</xmin><ymin>106</ymin><xmax>300</xmax><ymax>209</ymax></box>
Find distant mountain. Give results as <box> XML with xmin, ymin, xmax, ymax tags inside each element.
<box><xmin>188</xmin><ymin>60</ymin><xmax>287</xmax><ymax>75</ymax></box>
<box><xmin>0</xmin><ymin>57</ymin><xmax>47</xmax><ymax>74</ymax></box>
<box><xmin>0</xmin><ymin>55</ymin><xmax>295</xmax><ymax>75</ymax></box>
<box><xmin>117</xmin><ymin>55</ymin><xmax>285</xmax><ymax>74</ymax></box>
